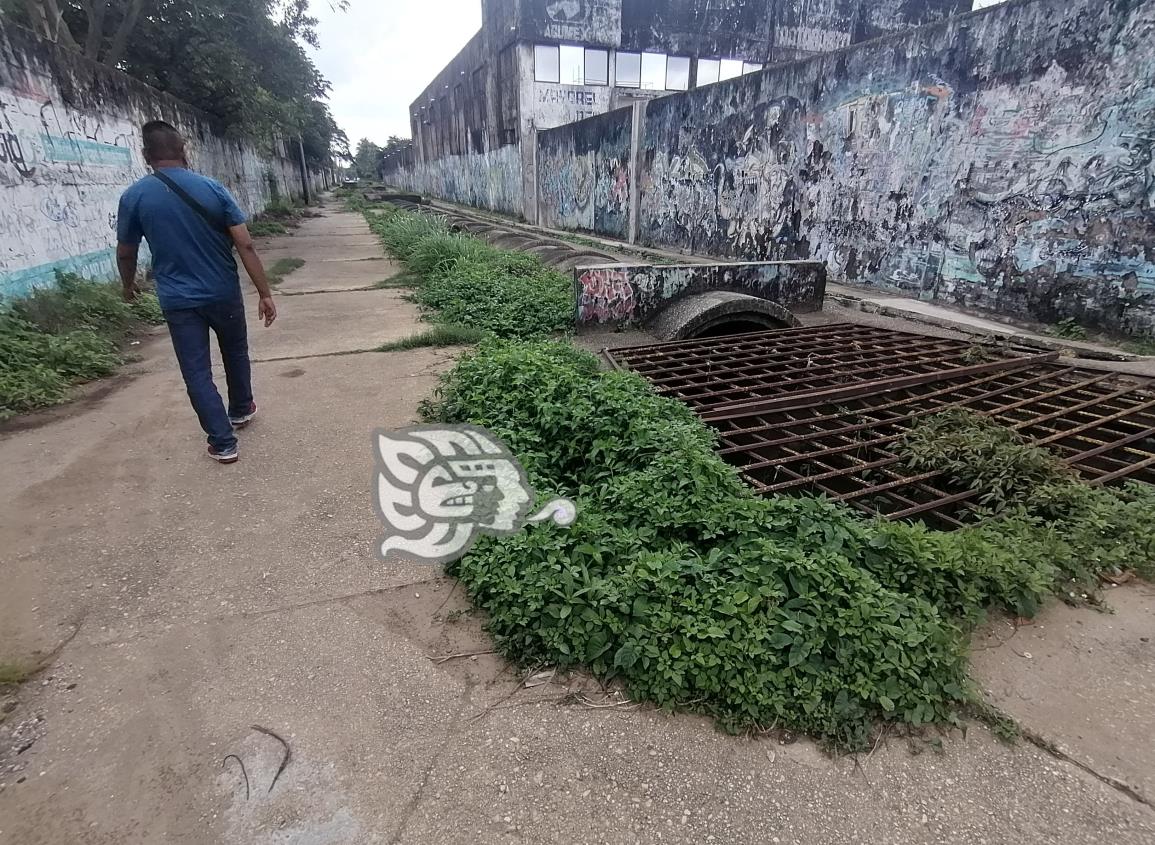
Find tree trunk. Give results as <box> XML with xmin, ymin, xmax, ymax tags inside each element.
<box><xmin>83</xmin><ymin>1</ymin><xmax>108</xmax><ymax>61</ymax></box>
<box><xmin>22</xmin><ymin>0</ymin><xmax>78</xmax><ymax>47</ymax></box>
<box><xmin>102</xmin><ymin>0</ymin><xmax>144</xmax><ymax>68</ymax></box>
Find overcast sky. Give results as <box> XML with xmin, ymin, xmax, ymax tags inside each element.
<box><xmin>310</xmin><ymin>0</ymin><xmax>483</xmax><ymax>146</ymax></box>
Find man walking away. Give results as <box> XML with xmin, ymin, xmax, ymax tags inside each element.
<box><xmin>117</xmin><ymin>120</ymin><xmax>278</xmax><ymax>464</ymax></box>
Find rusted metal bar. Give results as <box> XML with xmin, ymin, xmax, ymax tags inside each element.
<box><xmin>702</xmin><ymin>353</ymin><xmax>1059</xmax><ymax>421</ymax></box>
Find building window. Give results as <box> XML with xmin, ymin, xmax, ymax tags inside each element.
<box><xmin>534</xmin><ymin>45</ymin><xmax>560</xmax><ymax>83</ymax></box>
<box><xmin>719</xmin><ymin>59</ymin><xmax>744</xmax><ymax>81</ymax></box>
<box><xmin>640</xmin><ymin>52</ymin><xmax>666</xmax><ymax>90</ymax></box>
<box><xmin>585</xmin><ymin>48</ymin><xmax>609</xmax><ymax>85</ymax></box>
<box><xmin>616</xmin><ymin>51</ymin><xmax>641</xmax><ymax>88</ymax></box>
<box><xmin>696</xmin><ymin>58</ymin><xmax>720</xmax><ymax>87</ymax></box>
<box><xmin>559</xmin><ymin>44</ymin><xmax>584</xmax><ymax>84</ymax></box>
<box><xmin>742</xmin><ymin>62</ymin><xmax>763</xmax><ymax>75</ymax></box>
<box><xmin>666</xmin><ymin>56</ymin><xmax>690</xmax><ymax>91</ymax></box>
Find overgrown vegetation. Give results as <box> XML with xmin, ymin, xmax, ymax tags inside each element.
<box><xmin>377</xmin><ymin>324</ymin><xmax>485</xmax><ymax>351</ymax></box>
<box><xmin>0</xmin><ymin>273</ymin><xmax>163</xmax><ymax>419</ymax></box>
<box><xmin>418</xmin><ymin>339</ymin><xmax>1145</xmax><ymax>749</ymax></box>
<box><xmin>902</xmin><ymin>409</ymin><xmax>1155</xmax><ymax>601</ymax></box>
<box><xmin>365</xmin><ymin>207</ymin><xmax>573</xmax><ymax>338</ymax></box>
<box><xmin>355</xmin><ymin>197</ymin><xmax>1153</xmax><ymax>749</ymax></box>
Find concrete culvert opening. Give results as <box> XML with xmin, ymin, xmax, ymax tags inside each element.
<box><xmin>650</xmin><ymin>291</ymin><xmax>799</xmax><ymax>341</ymax></box>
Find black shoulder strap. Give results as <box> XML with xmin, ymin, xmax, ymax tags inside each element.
<box><xmin>152</xmin><ymin>171</ymin><xmax>230</xmax><ymax>234</ymax></box>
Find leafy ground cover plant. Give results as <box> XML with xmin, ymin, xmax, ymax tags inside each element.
<box><xmin>901</xmin><ymin>408</ymin><xmax>1155</xmax><ymax>600</ymax></box>
<box><xmin>1</xmin><ymin>273</ymin><xmax>162</xmax><ymax>418</ymax></box>
<box><xmin>417</xmin><ymin>339</ymin><xmax>1116</xmax><ymax>748</ymax></box>
<box><xmin>366</xmin><ymin>208</ymin><xmax>574</xmax><ymax>338</ymax></box>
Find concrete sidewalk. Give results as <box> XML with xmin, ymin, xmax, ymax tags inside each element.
<box><xmin>1</xmin><ymin>200</ymin><xmax>1153</xmax><ymax>844</ymax></box>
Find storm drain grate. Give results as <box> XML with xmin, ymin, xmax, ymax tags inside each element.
<box><xmin>607</xmin><ymin>323</ymin><xmax>1155</xmax><ymax>527</ymax></box>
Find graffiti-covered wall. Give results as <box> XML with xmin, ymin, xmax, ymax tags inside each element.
<box><xmin>0</xmin><ymin>22</ymin><xmax>323</xmax><ymax>299</ymax></box>
<box><xmin>638</xmin><ymin>0</ymin><xmax>1155</xmax><ymax>336</ymax></box>
<box><xmin>388</xmin><ymin>144</ymin><xmax>524</xmax><ymax>218</ymax></box>
<box><xmin>574</xmin><ymin>260</ymin><xmax>825</xmax><ymax>326</ymax></box>
<box><xmin>537</xmin><ymin>107</ymin><xmax>633</xmax><ymax>237</ymax></box>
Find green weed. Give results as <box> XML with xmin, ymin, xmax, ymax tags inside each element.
<box><xmin>267</xmin><ymin>257</ymin><xmax>305</xmax><ymax>286</ymax></box>
<box><xmin>366</xmin><ymin>208</ymin><xmax>573</xmax><ymax>338</ymax></box>
<box><xmin>1044</xmin><ymin>317</ymin><xmax>1088</xmax><ymax>341</ymax></box>
<box><xmin>900</xmin><ymin>409</ymin><xmax>1155</xmax><ymax>600</ymax></box>
<box><xmin>377</xmin><ymin>324</ymin><xmax>486</xmax><ymax>351</ymax></box>
<box><xmin>249</xmin><ymin>220</ymin><xmax>288</xmax><ymax>238</ymax></box>
<box><xmin>0</xmin><ymin>273</ymin><xmax>162</xmax><ymax>419</ymax></box>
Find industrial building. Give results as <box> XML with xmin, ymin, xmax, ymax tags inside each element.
<box><xmin>396</xmin><ymin>0</ymin><xmax>971</xmax><ymax>168</ymax></box>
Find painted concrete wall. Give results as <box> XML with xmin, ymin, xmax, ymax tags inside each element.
<box><xmin>574</xmin><ymin>260</ymin><xmax>826</xmax><ymax>326</ymax></box>
<box><xmin>537</xmin><ymin>107</ymin><xmax>633</xmax><ymax>237</ymax></box>
<box><xmin>0</xmin><ymin>23</ymin><xmax>324</xmax><ymax>299</ymax></box>
<box><xmin>637</xmin><ymin>0</ymin><xmax>1155</xmax><ymax>336</ymax></box>
<box><xmin>387</xmin><ymin>144</ymin><xmax>524</xmax><ymax>218</ymax></box>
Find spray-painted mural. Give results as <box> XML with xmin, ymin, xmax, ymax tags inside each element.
<box><xmin>574</xmin><ymin>260</ymin><xmax>825</xmax><ymax>326</ymax></box>
<box><xmin>390</xmin><ymin>144</ymin><xmax>523</xmax><ymax>218</ymax></box>
<box><xmin>0</xmin><ymin>22</ymin><xmax>324</xmax><ymax>299</ymax></box>
<box><xmin>638</xmin><ymin>0</ymin><xmax>1155</xmax><ymax>335</ymax></box>
<box><xmin>538</xmin><ymin>107</ymin><xmax>632</xmax><ymax>237</ymax></box>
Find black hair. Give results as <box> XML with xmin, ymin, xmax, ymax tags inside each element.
<box><xmin>142</xmin><ymin>120</ymin><xmax>185</xmax><ymax>162</ymax></box>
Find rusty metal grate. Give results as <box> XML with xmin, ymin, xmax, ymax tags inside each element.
<box><xmin>607</xmin><ymin>323</ymin><xmax>1155</xmax><ymax>527</ymax></box>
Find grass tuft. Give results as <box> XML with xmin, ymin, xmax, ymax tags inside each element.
<box><xmin>267</xmin><ymin>257</ymin><xmax>305</xmax><ymax>286</ymax></box>
<box><xmin>377</xmin><ymin>324</ymin><xmax>486</xmax><ymax>351</ymax></box>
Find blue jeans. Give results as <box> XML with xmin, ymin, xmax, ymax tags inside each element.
<box><xmin>164</xmin><ymin>296</ymin><xmax>253</xmax><ymax>451</ymax></box>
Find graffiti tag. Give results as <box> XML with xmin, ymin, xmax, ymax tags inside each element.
<box><xmin>577</xmin><ymin>268</ymin><xmax>635</xmax><ymax>324</ymax></box>
<box><xmin>539</xmin><ymin>88</ymin><xmax>598</xmax><ymax>108</ymax></box>
<box><xmin>0</xmin><ymin>131</ymin><xmax>36</xmax><ymax>179</ymax></box>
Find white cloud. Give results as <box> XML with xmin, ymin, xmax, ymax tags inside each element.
<box><xmin>310</xmin><ymin>0</ymin><xmax>483</xmax><ymax>145</ymax></box>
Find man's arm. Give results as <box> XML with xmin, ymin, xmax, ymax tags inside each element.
<box><xmin>229</xmin><ymin>223</ymin><xmax>277</xmax><ymax>327</ymax></box>
<box><xmin>117</xmin><ymin>242</ymin><xmax>140</xmax><ymax>302</ymax></box>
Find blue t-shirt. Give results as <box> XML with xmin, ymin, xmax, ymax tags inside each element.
<box><xmin>117</xmin><ymin>168</ymin><xmax>247</xmax><ymax>310</ymax></box>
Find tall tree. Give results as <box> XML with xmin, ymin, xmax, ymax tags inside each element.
<box><xmin>352</xmin><ymin>138</ymin><xmax>381</xmax><ymax>180</ymax></box>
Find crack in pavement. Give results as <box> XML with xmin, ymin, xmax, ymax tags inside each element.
<box><xmin>251</xmin><ymin>347</ymin><xmax>382</xmax><ymax>363</ymax></box>
<box><xmin>388</xmin><ymin>682</ymin><xmax>476</xmax><ymax>844</ymax></box>
<box><xmin>277</xmin><ymin>286</ymin><xmax>380</xmax><ymax>296</ymax></box>
<box><xmin>1019</xmin><ymin>726</ymin><xmax>1155</xmax><ymax>813</ymax></box>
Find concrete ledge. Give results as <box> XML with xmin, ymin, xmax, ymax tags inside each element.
<box><xmin>573</xmin><ymin>260</ymin><xmax>826</xmax><ymax>328</ymax></box>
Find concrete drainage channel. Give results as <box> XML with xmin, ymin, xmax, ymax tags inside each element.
<box><xmin>378</xmin><ymin>195</ymin><xmax>827</xmax><ymax>340</ymax></box>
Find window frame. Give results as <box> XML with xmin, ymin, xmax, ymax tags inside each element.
<box><xmin>696</xmin><ymin>58</ymin><xmax>720</xmax><ymax>87</ymax></box>
<box><xmin>534</xmin><ymin>44</ymin><xmax>560</xmax><ymax>84</ymax></box>
<box><xmin>559</xmin><ymin>44</ymin><xmax>585</xmax><ymax>85</ymax></box>
<box><xmin>640</xmin><ymin>52</ymin><xmax>667</xmax><ymax>90</ymax></box>
<box><xmin>584</xmin><ymin>47</ymin><xmax>609</xmax><ymax>86</ymax></box>
<box><xmin>718</xmin><ymin>59</ymin><xmax>744</xmax><ymax>81</ymax></box>
<box><xmin>665</xmin><ymin>55</ymin><xmax>690</xmax><ymax>91</ymax></box>
<box><xmin>615</xmin><ymin>51</ymin><xmax>642</xmax><ymax>88</ymax></box>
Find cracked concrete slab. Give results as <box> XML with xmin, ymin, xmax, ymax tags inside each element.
<box><xmin>971</xmin><ymin>584</ymin><xmax>1155</xmax><ymax>806</ymax></box>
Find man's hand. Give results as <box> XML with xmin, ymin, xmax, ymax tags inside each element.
<box><xmin>258</xmin><ymin>296</ymin><xmax>277</xmax><ymax>327</ymax></box>
<box><xmin>121</xmin><ymin>281</ymin><xmax>141</xmax><ymax>303</ymax></box>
